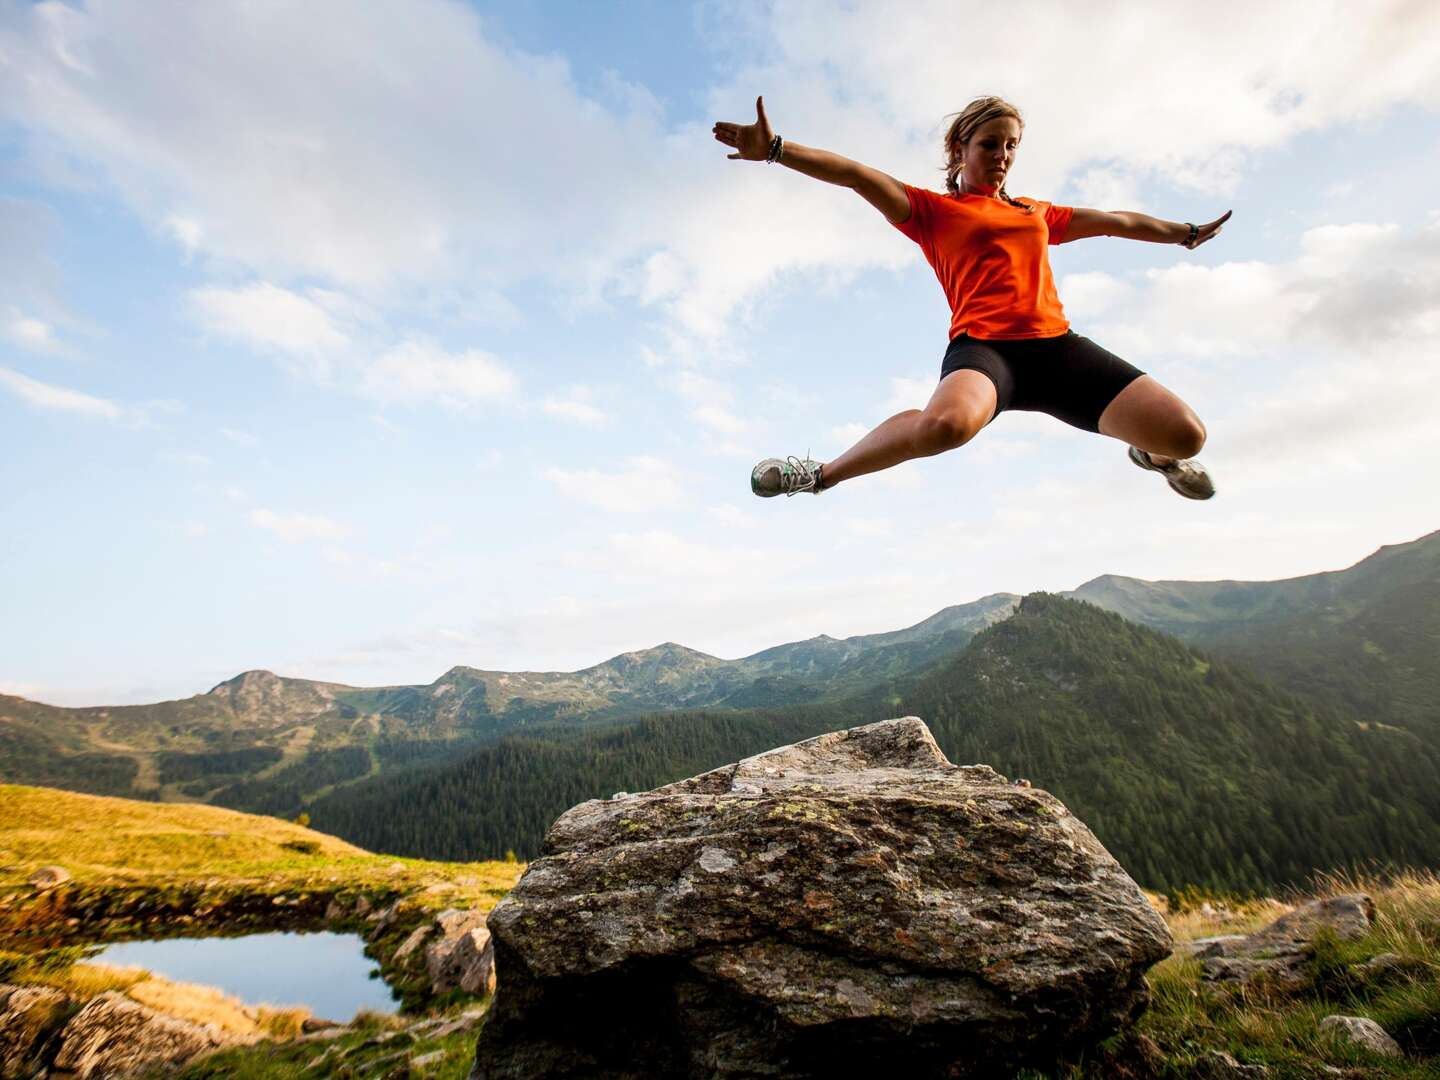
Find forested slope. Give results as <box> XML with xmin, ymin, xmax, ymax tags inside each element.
<box><xmin>312</xmin><ymin>596</ymin><xmax>1440</xmax><ymax>893</ymax></box>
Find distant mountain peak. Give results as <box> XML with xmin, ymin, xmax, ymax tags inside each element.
<box><xmin>207</xmin><ymin>669</ymin><xmax>281</xmax><ymax>695</ymax></box>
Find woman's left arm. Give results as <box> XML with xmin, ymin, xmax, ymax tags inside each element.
<box><xmin>1060</xmin><ymin>208</ymin><xmax>1231</xmax><ymax>249</ymax></box>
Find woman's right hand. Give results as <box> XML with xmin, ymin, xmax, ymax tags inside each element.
<box><xmin>712</xmin><ymin>96</ymin><xmax>774</xmax><ymax>161</ymax></box>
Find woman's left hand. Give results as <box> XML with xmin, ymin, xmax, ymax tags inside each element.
<box><xmin>1184</xmin><ymin>210</ymin><xmax>1232</xmax><ymax>249</ymax></box>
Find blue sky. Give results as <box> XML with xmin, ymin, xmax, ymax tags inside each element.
<box><xmin>3</xmin><ymin>0</ymin><xmax>1439</xmax><ymax>705</ymax></box>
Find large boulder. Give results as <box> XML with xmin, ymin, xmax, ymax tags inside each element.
<box><xmin>471</xmin><ymin>717</ymin><xmax>1171</xmax><ymax>1079</ymax></box>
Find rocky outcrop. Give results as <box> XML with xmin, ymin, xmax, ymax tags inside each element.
<box><xmin>49</xmin><ymin>991</ymin><xmax>248</xmax><ymax>1077</ymax></box>
<box><xmin>1195</xmin><ymin>895</ymin><xmax>1374</xmax><ymax>990</ymax></box>
<box><xmin>471</xmin><ymin>717</ymin><xmax>1171</xmax><ymax>1079</ymax></box>
<box><xmin>425</xmin><ymin>909</ymin><xmax>495</xmax><ymax>996</ymax></box>
<box><xmin>0</xmin><ymin>984</ymin><xmax>69</xmax><ymax>1078</ymax></box>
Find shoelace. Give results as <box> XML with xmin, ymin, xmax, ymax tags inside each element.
<box><xmin>780</xmin><ymin>454</ymin><xmax>820</xmax><ymax>496</ymax></box>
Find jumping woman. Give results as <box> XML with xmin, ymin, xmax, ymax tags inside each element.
<box><xmin>712</xmin><ymin>95</ymin><xmax>1230</xmax><ymax>500</ymax></box>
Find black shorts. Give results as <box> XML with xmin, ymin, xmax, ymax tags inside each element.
<box><xmin>940</xmin><ymin>330</ymin><xmax>1144</xmax><ymax>433</ymax></box>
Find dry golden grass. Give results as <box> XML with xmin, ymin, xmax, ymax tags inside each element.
<box><xmin>126</xmin><ymin>975</ymin><xmax>310</xmax><ymax>1036</ymax></box>
<box><xmin>0</xmin><ymin>783</ymin><xmax>365</xmax><ymax>880</ymax></box>
<box><xmin>17</xmin><ymin>961</ymin><xmax>311</xmax><ymax>1039</ymax></box>
<box><xmin>22</xmin><ymin>960</ymin><xmax>149</xmax><ymax>997</ymax></box>
<box><xmin>0</xmin><ymin>782</ymin><xmax>523</xmax><ymax>902</ymax></box>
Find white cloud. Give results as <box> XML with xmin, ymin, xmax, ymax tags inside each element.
<box><xmin>1056</xmin><ymin>272</ymin><xmax>1134</xmax><ymax>322</ymax></box>
<box><xmin>190</xmin><ymin>282</ymin><xmax>349</xmax><ymax>376</ymax></box>
<box><xmin>219</xmin><ymin>426</ymin><xmax>258</xmax><ymax>446</ymax></box>
<box><xmin>544</xmin><ymin>455</ymin><xmax>683</xmax><ymax>513</ymax></box>
<box><xmin>359</xmin><ymin>340</ymin><xmax>517</xmax><ymax>408</ymax></box>
<box><xmin>3</xmin><ymin>309</ymin><xmax>59</xmax><ymax>352</ymax></box>
<box><xmin>1089</xmin><ymin>216</ymin><xmax>1440</xmax><ymax>362</ymax></box>
<box><xmin>0</xmin><ymin>367</ymin><xmax>121</xmax><ymax>419</ymax></box>
<box><xmin>160</xmin><ymin>450</ymin><xmax>211</xmax><ymax>470</ymax></box>
<box><xmin>571</xmin><ymin>529</ymin><xmax>767</xmax><ymax>583</ymax></box>
<box><xmin>829</xmin><ymin>422</ymin><xmax>869</xmax><ymax>451</ymax></box>
<box><xmin>4</xmin><ymin>0</ymin><xmax>1440</xmax><ymax>355</ymax></box>
<box><xmin>885</xmin><ymin>376</ymin><xmax>933</xmax><ymax>413</ymax></box>
<box><xmin>248</xmin><ymin>508</ymin><xmax>349</xmax><ymax>543</ymax></box>
<box><xmin>541</xmin><ymin>387</ymin><xmax>608</xmax><ymax>426</ymax></box>
<box><xmin>164</xmin><ymin>214</ymin><xmax>203</xmax><ymax>255</ymax></box>
<box><xmin>182</xmin><ymin>520</ymin><xmax>209</xmax><ymax>539</ymax></box>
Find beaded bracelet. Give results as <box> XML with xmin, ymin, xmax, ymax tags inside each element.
<box><xmin>766</xmin><ymin>134</ymin><xmax>784</xmax><ymax>163</ymax></box>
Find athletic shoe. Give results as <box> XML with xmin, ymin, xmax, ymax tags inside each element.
<box><xmin>1128</xmin><ymin>446</ymin><xmax>1215</xmax><ymax>500</ymax></box>
<box><xmin>751</xmin><ymin>455</ymin><xmax>824</xmax><ymax>497</ymax></box>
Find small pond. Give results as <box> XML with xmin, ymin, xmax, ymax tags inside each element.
<box><xmin>95</xmin><ymin>930</ymin><xmax>398</xmax><ymax>1022</ymax></box>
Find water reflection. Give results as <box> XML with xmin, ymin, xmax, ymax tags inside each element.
<box><xmin>97</xmin><ymin>930</ymin><xmax>397</xmax><ymax>1021</ymax></box>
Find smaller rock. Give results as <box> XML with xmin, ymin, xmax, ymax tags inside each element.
<box><xmin>428</xmin><ymin>1009</ymin><xmax>486</xmax><ymax>1039</ymax></box>
<box><xmin>297</xmin><ymin>1026</ymin><xmax>351</xmax><ymax>1043</ymax></box>
<box><xmin>301</xmin><ymin>1017</ymin><xmax>341</xmax><ymax>1033</ymax></box>
<box><xmin>1181</xmin><ymin>935</ymin><xmax>1249</xmax><ymax>959</ymax></box>
<box><xmin>370</xmin><ymin>899</ymin><xmax>403</xmax><ymax>930</ymax></box>
<box><xmin>393</xmin><ymin>925</ymin><xmax>432</xmax><ymax>964</ymax></box>
<box><xmin>27</xmin><ymin>866</ymin><xmax>71</xmax><ymax>889</ymax></box>
<box><xmin>1193</xmin><ymin>1050</ymin><xmax>1270</xmax><ymax>1077</ymax></box>
<box><xmin>1200</xmin><ymin>895</ymin><xmax>1374</xmax><ymax>990</ymax></box>
<box><xmin>426</xmin><ymin>912</ymin><xmax>495</xmax><ymax>996</ymax></box>
<box><xmin>1319</xmin><ymin>1015</ymin><xmax>1402</xmax><ymax>1057</ymax></box>
<box><xmin>412</xmin><ymin>1049</ymin><xmax>445</xmax><ymax>1068</ymax></box>
<box><xmin>1351</xmin><ymin>952</ymin><xmax>1415</xmax><ymax>983</ymax></box>
<box><xmin>354</xmin><ymin>895</ymin><xmax>373</xmax><ymax>917</ymax></box>
<box><xmin>325</xmin><ymin>897</ymin><xmax>348</xmax><ymax>921</ymax></box>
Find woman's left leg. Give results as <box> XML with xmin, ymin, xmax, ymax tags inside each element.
<box><xmin>1097</xmin><ymin>375</ymin><xmax>1206</xmax><ymax>464</ymax></box>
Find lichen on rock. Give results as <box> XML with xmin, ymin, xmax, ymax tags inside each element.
<box><xmin>471</xmin><ymin>717</ymin><xmax>1171</xmax><ymax>1079</ymax></box>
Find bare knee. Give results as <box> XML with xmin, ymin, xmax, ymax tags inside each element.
<box><xmin>914</xmin><ymin>409</ymin><xmax>981</xmax><ymax>455</ymax></box>
<box><xmin>1171</xmin><ymin>417</ymin><xmax>1206</xmax><ymax>459</ymax></box>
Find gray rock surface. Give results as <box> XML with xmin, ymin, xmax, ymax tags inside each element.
<box><xmin>471</xmin><ymin>717</ymin><xmax>1171</xmax><ymax>1079</ymax></box>
<box><xmin>394</xmin><ymin>924</ymin><xmax>432</xmax><ymax>964</ymax></box>
<box><xmin>1199</xmin><ymin>895</ymin><xmax>1374</xmax><ymax>990</ymax></box>
<box><xmin>0</xmin><ymin>983</ymin><xmax>69</xmax><ymax>1078</ymax></box>
<box><xmin>50</xmin><ymin>990</ymin><xmax>242</xmax><ymax>1077</ymax></box>
<box><xmin>1319</xmin><ymin>1014</ymin><xmax>1403</xmax><ymax>1057</ymax></box>
<box><xmin>425</xmin><ymin>909</ymin><xmax>495</xmax><ymax>995</ymax></box>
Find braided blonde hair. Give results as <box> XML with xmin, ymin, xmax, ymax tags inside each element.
<box><xmin>942</xmin><ymin>96</ymin><xmax>1033</xmax><ymax>213</ymax></box>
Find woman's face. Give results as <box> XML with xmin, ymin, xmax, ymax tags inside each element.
<box><xmin>959</xmin><ymin>115</ymin><xmax>1021</xmax><ymax>194</ymax></box>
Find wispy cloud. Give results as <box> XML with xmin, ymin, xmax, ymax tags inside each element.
<box><xmin>359</xmin><ymin>339</ymin><xmax>516</xmax><ymax>408</ymax></box>
<box><xmin>190</xmin><ymin>281</ymin><xmax>349</xmax><ymax>377</ymax></box>
<box><xmin>3</xmin><ymin>309</ymin><xmax>60</xmax><ymax>352</ymax></box>
<box><xmin>544</xmin><ymin>455</ymin><xmax>683</xmax><ymax>513</ymax></box>
<box><xmin>0</xmin><ymin>367</ymin><xmax>121</xmax><ymax>419</ymax></box>
<box><xmin>541</xmin><ymin>386</ymin><xmax>609</xmax><ymax>426</ymax></box>
<box><xmin>248</xmin><ymin>508</ymin><xmax>349</xmax><ymax>543</ymax></box>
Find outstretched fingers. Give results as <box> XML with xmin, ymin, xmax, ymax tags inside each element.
<box><xmin>1188</xmin><ymin>209</ymin><xmax>1233</xmax><ymax>249</ymax></box>
<box><xmin>711</xmin><ymin>96</ymin><xmax>774</xmax><ymax>162</ymax></box>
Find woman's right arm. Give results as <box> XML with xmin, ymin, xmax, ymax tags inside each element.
<box><xmin>712</xmin><ymin>97</ymin><xmax>911</xmax><ymax>224</ymax></box>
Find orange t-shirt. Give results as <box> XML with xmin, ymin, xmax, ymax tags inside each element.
<box><xmin>892</xmin><ymin>183</ymin><xmax>1074</xmax><ymax>341</ymax></box>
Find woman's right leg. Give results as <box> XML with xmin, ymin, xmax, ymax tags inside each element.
<box><xmin>820</xmin><ymin>369</ymin><xmax>998</xmax><ymax>488</ymax></box>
